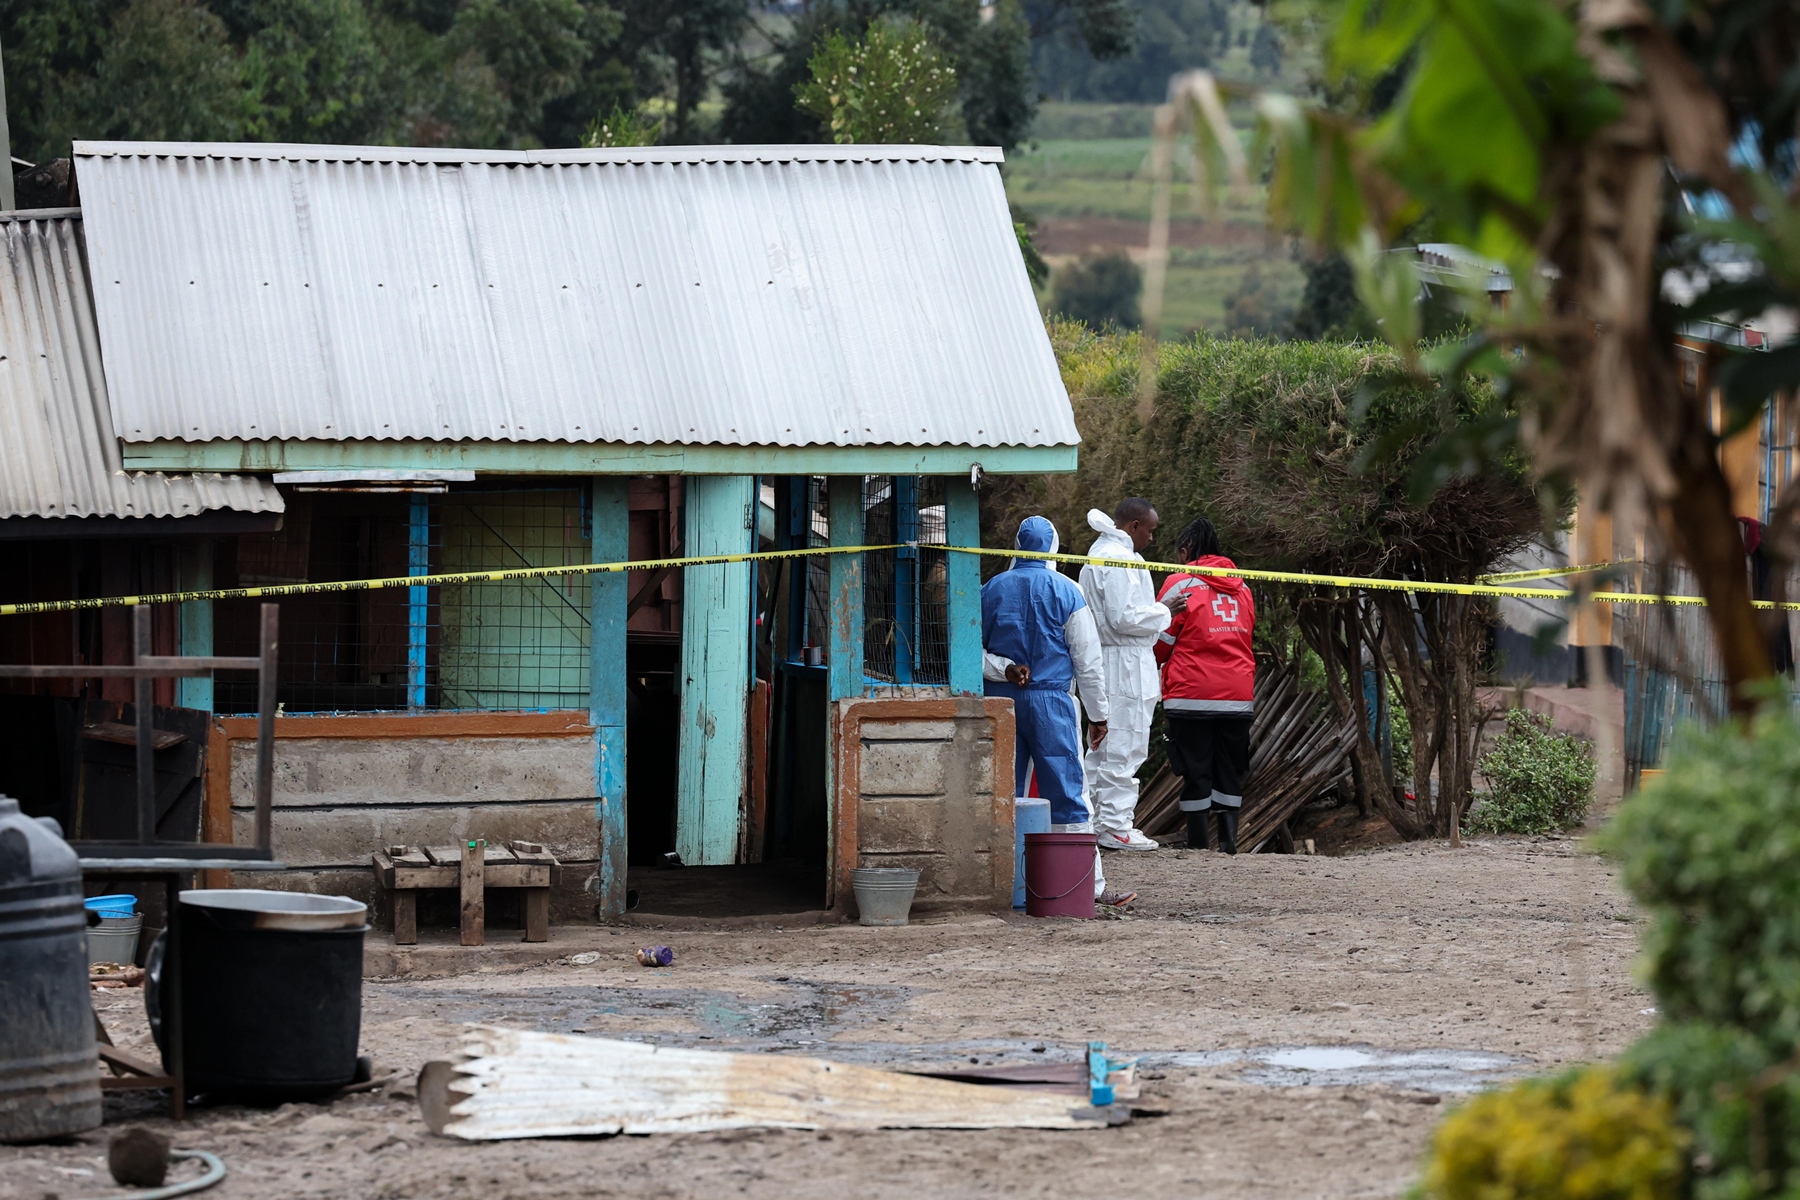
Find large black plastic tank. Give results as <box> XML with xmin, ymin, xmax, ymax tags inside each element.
<box><xmin>0</xmin><ymin>794</ymin><xmax>102</xmax><ymax>1141</ymax></box>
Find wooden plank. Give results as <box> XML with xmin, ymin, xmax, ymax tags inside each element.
<box><xmin>484</xmin><ymin>864</ymin><xmax>550</xmax><ymax>888</ymax></box>
<box><xmin>83</xmin><ymin>722</ymin><xmax>187</xmax><ymax>751</ymax></box>
<box><xmin>460</xmin><ymin>839</ymin><xmax>485</xmax><ymax>946</ymax></box>
<box><xmin>212</xmin><ymin>711</ymin><xmax>596</xmax><ymax>741</ymax></box>
<box><xmin>676</xmin><ymin>474</ymin><xmax>754</xmax><ymax>866</ymax></box>
<box><xmin>394</xmin><ymin>890</ymin><xmax>417</xmax><ymax>944</ymax></box>
<box><xmin>392</xmin><ymin>865</ymin><xmax>457</xmax><ymax>888</ymax></box>
<box><xmin>943</xmin><ymin>478</ymin><xmax>984</xmax><ymax>696</ymax></box>
<box><xmin>201</xmin><ymin>717</ymin><xmax>232</xmax><ymax>889</ymax></box>
<box><xmin>524</xmin><ymin>888</ymin><xmax>549</xmax><ymax>942</ymax></box>
<box><xmin>424</xmin><ymin>844</ymin><xmax>460</xmax><ymax>865</ymax></box>
<box><xmin>99</xmin><ymin>1044</ymin><xmax>164</xmax><ymax>1077</ymax></box>
<box><xmin>421</xmin><ymin>1028</ymin><xmax>1124</xmax><ymax>1140</ymax></box>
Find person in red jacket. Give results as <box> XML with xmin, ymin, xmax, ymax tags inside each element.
<box><xmin>1154</xmin><ymin>516</ymin><xmax>1256</xmax><ymax>853</ymax></box>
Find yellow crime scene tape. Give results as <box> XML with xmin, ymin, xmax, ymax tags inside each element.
<box><xmin>0</xmin><ymin>544</ymin><xmax>905</xmax><ymax>617</ymax></box>
<box><xmin>944</xmin><ymin>547</ymin><xmax>1792</xmax><ymax>610</ymax></box>
<box><xmin>0</xmin><ymin>544</ymin><xmax>1779</xmax><ymax>616</ymax></box>
<box><xmin>1475</xmin><ymin>561</ymin><xmax>1631</xmax><ymax>584</ymax></box>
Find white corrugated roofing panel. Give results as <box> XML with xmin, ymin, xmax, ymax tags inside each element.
<box><xmin>73</xmin><ymin>142</ymin><xmax>1076</xmax><ymax>449</ymax></box>
<box><xmin>0</xmin><ymin>210</ymin><xmax>284</xmax><ymax>520</ymax></box>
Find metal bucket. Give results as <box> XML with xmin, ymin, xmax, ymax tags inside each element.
<box><xmin>850</xmin><ymin>867</ymin><xmax>920</xmax><ymax>927</ymax></box>
<box><xmin>0</xmin><ymin>796</ymin><xmax>102</xmax><ymax>1142</ymax></box>
<box><xmin>87</xmin><ymin>914</ymin><xmax>143</xmax><ymax>966</ymax></box>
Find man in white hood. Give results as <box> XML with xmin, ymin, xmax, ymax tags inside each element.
<box><xmin>1081</xmin><ymin>499</ymin><xmax>1186</xmax><ymax>851</ymax></box>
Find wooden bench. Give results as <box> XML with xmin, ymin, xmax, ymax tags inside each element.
<box><xmin>372</xmin><ymin>840</ymin><xmax>558</xmax><ymax>946</ymax></box>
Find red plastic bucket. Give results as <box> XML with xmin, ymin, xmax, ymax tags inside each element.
<box><xmin>1024</xmin><ymin>832</ymin><xmax>1096</xmax><ymax>919</ymax></box>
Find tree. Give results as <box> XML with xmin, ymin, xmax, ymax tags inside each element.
<box><xmin>1032</xmin><ymin>0</ymin><xmax>1226</xmax><ymax>104</ymax></box>
<box><xmin>1050</xmin><ymin>252</ymin><xmax>1141</xmax><ymax>328</ymax></box>
<box><xmin>1165</xmin><ymin>0</ymin><xmax>1800</xmax><ymax>713</ymax></box>
<box><xmin>725</xmin><ymin>0</ymin><xmax>1130</xmax><ymax>154</ymax></box>
<box><xmin>990</xmin><ymin>326</ymin><xmax>1543</xmax><ymax>838</ymax></box>
<box><xmin>75</xmin><ymin>0</ymin><xmax>250</xmax><ymax>144</ymax></box>
<box><xmin>795</xmin><ymin>17</ymin><xmax>958</xmax><ymax>145</ymax></box>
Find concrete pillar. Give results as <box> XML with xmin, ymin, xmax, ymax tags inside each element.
<box><xmin>677</xmin><ymin>475</ymin><xmax>754</xmax><ymax>865</ymax></box>
<box><xmin>591</xmin><ymin>477</ymin><xmax>630</xmax><ymax>917</ymax></box>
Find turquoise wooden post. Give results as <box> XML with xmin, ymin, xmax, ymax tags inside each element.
<box><xmin>178</xmin><ymin>541</ymin><xmax>213</xmax><ymax>711</ymax></box>
<box><xmin>945</xmin><ymin>479</ymin><xmax>983</xmax><ymax>696</ymax></box>
<box><xmin>591</xmin><ymin>477</ymin><xmax>630</xmax><ymax>919</ymax></box>
<box><xmin>677</xmin><ymin>475</ymin><xmax>754</xmax><ymax>865</ymax></box>
<box><xmin>826</xmin><ymin>477</ymin><xmax>865</xmax><ymax>701</ymax></box>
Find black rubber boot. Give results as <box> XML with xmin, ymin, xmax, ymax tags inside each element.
<box><xmin>1214</xmin><ymin>807</ymin><xmax>1240</xmax><ymax>855</ymax></box>
<box><xmin>1185</xmin><ymin>810</ymin><xmax>1211</xmax><ymax>850</ymax></box>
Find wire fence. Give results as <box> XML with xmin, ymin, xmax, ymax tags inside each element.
<box><xmin>1619</xmin><ymin>561</ymin><xmax>1800</xmax><ymax>782</ymax></box>
<box><xmin>860</xmin><ymin>475</ymin><xmax>949</xmax><ymax>693</ymax></box>
<box><xmin>215</xmin><ymin>487</ymin><xmax>591</xmax><ymax>714</ymax></box>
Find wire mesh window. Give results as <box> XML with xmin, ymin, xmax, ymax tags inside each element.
<box><xmin>861</xmin><ymin>476</ymin><xmax>948</xmax><ymax>690</ymax></box>
<box><xmin>215</xmin><ymin>487</ymin><xmax>591</xmax><ymax>714</ymax></box>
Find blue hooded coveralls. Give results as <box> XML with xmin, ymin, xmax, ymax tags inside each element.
<box><xmin>981</xmin><ymin>517</ymin><xmax>1100</xmax><ymax>826</ymax></box>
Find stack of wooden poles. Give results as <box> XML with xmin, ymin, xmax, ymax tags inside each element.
<box><xmin>1133</xmin><ymin>661</ymin><xmax>1356</xmax><ymax>853</ymax></box>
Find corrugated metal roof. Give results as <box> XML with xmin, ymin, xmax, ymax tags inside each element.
<box><xmin>0</xmin><ymin>210</ymin><xmax>284</xmax><ymax>520</ymax></box>
<box><xmin>73</xmin><ymin>142</ymin><xmax>1077</xmax><ymax>450</ymax></box>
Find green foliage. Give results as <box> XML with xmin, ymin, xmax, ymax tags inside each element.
<box><xmin>1602</xmin><ymin>711</ymin><xmax>1800</xmax><ymax>1052</ymax></box>
<box><xmin>581</xmin><ymin>103</ymin><xmax>661</xmax><ymax>148</ymax></box>
<box><xmin>997</xmin><ymin>326</ymin><xmax>1536</xmax><ymax>579</ymax></box>
<box><xmin>1416</xmin><ymin>1065</ymin><xmax>1687</xmax><ymax>1200</ymax></box>
<box><xmin>1012</xmin><ymin>204</ymin><xmax>1050</xmax><ymax>289</ymax></box>
<box><xmin>0</xmin><ymin>0</ymin><xmax>692</xmax><ymax>161</ymax></box>
<box><xmin>1049</xmin><ymin>253</ymin><xmax>1141</xmax><ymax>329</ymax></box>
<box><xmin>1389</xmin><ymin>680</ymin><xmax>1413</xmax><ymax>780</ymax></box>
<box><xmin>1467</xmin><ymin>708</ymin><xmax>1596</xmax><ymax>835</ymax></box>
<box><xmin>795</xmin><ymin>18</ymin><xmax>959</xmax><ymax>145</ymax></box>
<box><xmin>1592</xmin><ymin>707</ymin><xmax>1800</xmax><ymax>1197</ymax></box>
<box><xmin>1620</xmin><ymin>1021</ymin><xmax>1800</xmax><ymax>1200</ymax></box>
<box><xmin>75</xmin><ymin>0</ymin><xmax>252</xmax><ymax>142</ymax></box>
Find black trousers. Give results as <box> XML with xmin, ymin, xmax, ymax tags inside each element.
<box><xmin>1165</xmin><ymin>715</ymin><xmax>1251</xmax><ymax>853</ymax></box>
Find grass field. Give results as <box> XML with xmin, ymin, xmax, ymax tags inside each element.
<box><xmin>1007</xmin><ymin>104</ymin><xmax>1303</xmax><ymax>337</ymax></box>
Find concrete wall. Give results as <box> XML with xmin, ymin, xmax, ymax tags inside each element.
<box><xmin>215</xmin><ymin>714</ymin><xmax>599</xmax><ymax>929</ymax></box>
<box><xmin>833</xmin><ymin>696</ymin><xmax>1014</xmax><ymax>915</ymax></box>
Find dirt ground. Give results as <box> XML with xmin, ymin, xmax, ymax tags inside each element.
<box><xmin>5</xmin><ymin>836</ymin><xmax>1652</xmax><ymax>1200</ymax></box>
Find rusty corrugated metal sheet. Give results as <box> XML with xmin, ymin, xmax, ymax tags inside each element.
<box><xmin>0</xmin><ymin>210</ymin><xmax>283</xmax><ymax>520</ymax></box>
<box><xmin>73</xmin><ymin>143</ymin><xmax>1077</xmax><ymax>450</ymax></box>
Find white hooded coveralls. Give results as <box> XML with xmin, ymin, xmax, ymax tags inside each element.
<box><xmin>1078</xmin><ymin>509</ymin><xmax>1173</xmax><ymax>835</ymax></box>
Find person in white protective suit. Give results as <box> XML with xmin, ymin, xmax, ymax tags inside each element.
<box><xmin>1080</xmin><ymin>499</ymin><xmax>1188</xmax><ymax>852</ymax></box>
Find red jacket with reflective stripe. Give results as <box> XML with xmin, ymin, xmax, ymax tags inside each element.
<box><xmin>1154</xmin><ymin>556</ymin><xmax>1256</xmax><ymax>715</ymax></box>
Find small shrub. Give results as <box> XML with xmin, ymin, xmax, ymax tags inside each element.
<box><xmin>581</xmin><ymin>104</ymin><xmax>661</xmax><ymax>148</ymax></box>
<box><xmin>1601</xmin><ymin>709</ymin><xmax>1800</xmax><ymax>1051</ymax></box>
<box><xmin>1416</xmin><ymin>1066</ymin><xmax>1687</xmax><ymax>1200</ymax></box>
<box><xmin>794</xmin><ymin>19</ymin><xmax>958</xmax><ymax>146</ymax></box>
<box><xmin>1467</xmin><ymin>708</ymin><xmax>1596</xmax><ymax>834</ymax></box>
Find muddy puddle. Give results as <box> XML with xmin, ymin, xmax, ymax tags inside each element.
<box><xmin>376</xmin><ymin>976</ymin><xmax>1523</xmax><ymax>1093</ymax></box>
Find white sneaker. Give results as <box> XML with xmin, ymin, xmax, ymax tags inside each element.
<box><xmin>1097</xmin><ymin>828</ymin><xmax>1159</xmax><ymax>852</ymax></box>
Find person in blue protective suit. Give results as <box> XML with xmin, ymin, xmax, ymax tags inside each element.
<box><xmin>981</xmin><ymin>515</ymin><xmax>1136</xmax><ymax>908</ymax></box>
